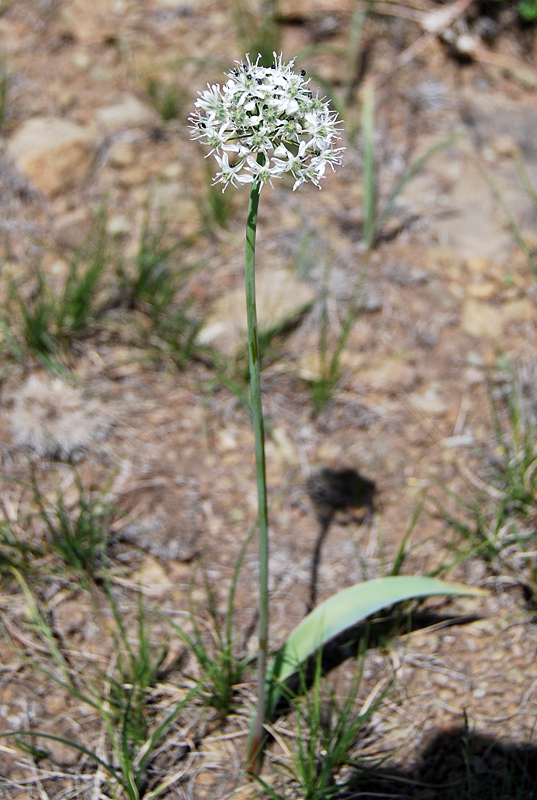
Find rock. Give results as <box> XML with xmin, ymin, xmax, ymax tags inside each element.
<box><xmin>466</xmin><ymin>281</ymin><xmax>496</xmax><ymax>299</ymax></box>
<box><xmin>466</xmin><ymin>255</ymin><xmax>492</xmax><ymax>275</ymax></box>
<box><xmin>0</xmin><ymin>18</ymin><xmax>24</xmax><ymax>56</ymax></box>
<box><xmin>198</xmin><ymin>267</ymin><xmax>317</xmax><ymax>357</ymax></box>
<box><xmin>109</xmin><ymin>140</ymin><xmax>136</xmax><ymax>168</ymax></box>
<box><xmin>161</xmin><ymin>160</ymin><xmax>183</xmax><ymax>180</ymax></box>
<box><xmin>96</xmin><ymin>95</ymin><xmax>156</xmax><ymax>132</ymax></box>
<box><xmin>461</xmin><ymin>299</ymin><xmax>503</xmax><ymax>338</ymax></box>
<box><xmin>58</xmin><ymin>0</ymin><xmax>119</xmax><ymax>44</ymax></box>
<box><xmin>277</xmin><ymin>0</ymin><xmax>352</xmax><ymax>21</ymax></box>
<box><xmin>355</xmin><ymin>356</ymin><xmax>417</xmax><ymax>392</ymax></box>
<box><xmin>491</xmin><ymin>134</ymin><xmax>520</xmax><ymax>159</ymax></box>
<box><xmin>54</xmin><ymin>598</ymin><xmax>89</xmax><ymax>637</ymax></box>
<box><xmin>44</xmin><ymin>693</ymin><xmax>68</xmax><ymax>716</ymax></box>
<box><xmin>409</xmin><ymin>387</ymin><xmax>448</xmax><ymax>416</ymax></box>
<box><xmin>503</xmin><ymin>64</ymin><xmax>537</xmax><ymax>91</ymax></box>
<box><xmin>7</xmin><ymin>117</ymin><xmax>97</xmax><ymax>196</ymax></box>
<box><xmin>107</xmin><ymin>213</ymin><xmax>131</xmax><ymax>237</ymax></box>
<box><xmin>502</xmin><ymin>298</ymin><xmax>535</xmax><ymax>325</ymax></box>
<box><xmin>71</xmin><ymin>50</ymin><xmax>91</xmax><ymax>70</ymax></box>
<box><xmin>118</xmin><ymin>165</ymin><xmax>150</xmax><ymax>187</ymax></box>
<box><xmin>53</xmin><ymin>207</ymin><xmax>92</xmax><ymax>249</ymax></box>
<box><xmin>135</xmin><ymin>556</ymin><xmax>173</xmax><ymax>599</ymax></box>
<box><xmin>43</xmin><ymin>735</ymin><xmax>81</xmax><ymax>767</ymax></box>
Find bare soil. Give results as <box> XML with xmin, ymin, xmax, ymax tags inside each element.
<box><xmin>1</xmin><ymin>1</ymin><xmax>537</xmax><ymax>798</ymax></box>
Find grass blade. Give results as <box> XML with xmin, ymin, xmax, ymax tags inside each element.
<box><xmin>0</xmin><ymin>731</ymin><xmax>122</xmax><ymax>781</ymax></box>
<box><xmin>267</xmin><ymin>576</ymin><xmax>484</xmax><ymax>711</ymax></box>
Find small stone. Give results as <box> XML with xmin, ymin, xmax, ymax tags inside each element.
<box><xmin>118</xmin><ymin>165</ymin><xmax>150</xmax><ymax>187</ymax></box>
<box><xmin>491</xmin><ymin>134</ymin><xmax>520</xmax><ymax>158</ymax></box>
<box><xmin>8</xmin><ymin>117</ymin><xmax>97</xmax><ymax>196</ymax></box>
<box><xmin>53</xmin><ymin>208</ymin><xmax>92</xmax><ymax>250</ymax></box>
<box><xmin>448</xmin><ymin>281</ymin><xmax>465</xmax><ymax>299</ymax></box>
<box><xmin>428</xmin><ymin>246</ymin><xmax>458</xmax><ymax>270</ymax></box>
<box><xmin>0</xmin><ymin>18</ymin><xmax>24</xmax><ymax>55</ymax></box>
<box><xmin>466</xmin><ymin>255</ymin><xmax>490</xmax><ymax>275</ymax></box>
<box><xmin>58</xmin><ymin>0</ymin><xmax>118</xmax><ymax>44</ymax></box>
<box><xmin>502</xmin><ymin>298</ymin><xmax>534</xmax><ymax>324</ymax></box>
<box><xmin>71</xmin><ymin>50</ymin><xmax>90</xmax><ymax>70</ymax></box>
<box><xmin>161</xmin><ymin>161</ymin><xmax>183</xmax><ymax>180</ymax></box>
<box><xmin>409</xmin><ymin>387</ymin><xmax>448</xmax><ymax>416</ymax></box>
<box><xmin>107</xmin><ymin>214</ymin><xmax>131</xmax><ymax>237</ymax></box>
<box><xmin>461</xmin><ymin>299</ymin><xmax>503</xmax><ymax>339</ymax></box>
<box><xmin>54</xmin><ymin>599</ymin><xmax>88</xmax><ymax>637</ymax></box>
<box><xmin>44</xmin><ymin>693</ymin><xmax>68</xmax><ymax>716</ymax></box>
<box><xmin>109</xmin><ymin>140</ymin><xmax>136</xmax><ymax>169</ymax></box>
<box><xmin>355</xmin><ymin>356</ymin><xmax>417</xmax><ymax>392</ymax></box>
<box><xmin>135</xmin><ymin>556</ymin><xmax>173</xmax><ymax>599</ymax></box>
<box><xmin>57</xmin><ymin>90</ymin><xmax>76</xmax><ymax>113</ymax></box>
<box><xmin>96</xmin><ymin>95</ymin><xmax>156</xmax><ymax>132</ymax></box>
<box><xmin>277</xmin><ymin>0</ymin><xmax>352</xmax><ymax>21</ymax></box>
<box><xmin>503</xmin><ymin>64</ymin><xmax>537</xmax><ymax>91</ymax></box>
<box><xmin>43</xmin><ymin>736</ymin><xmax>81</xmax><ymax>767</ymax></box>
<box><xmin>466</xmin><ymin>281</ymin><xmax>496</xmax><ymax>299</ymax></box>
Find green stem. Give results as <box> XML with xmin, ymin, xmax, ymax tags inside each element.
<box><xmin>244</xmin><ymin>177</ymin><xmax>269</xmax><ymax>773</ymax></box>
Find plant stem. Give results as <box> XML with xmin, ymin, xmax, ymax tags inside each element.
<box><xmin>244</xmin><ymin>178</ymin><xmax>270</xmax><ymax>773</ymax></box>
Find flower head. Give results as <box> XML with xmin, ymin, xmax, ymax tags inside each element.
<box><xmin>190</xmin><ymin>53</ymin><xmax>344</xmax><ymax>191</ymax></box>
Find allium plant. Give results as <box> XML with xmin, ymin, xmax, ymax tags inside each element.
<box><xmin>191</xmin><ymin>54</ymin><xmax>481</xmax><ymax>777</ymax></box>
<box><xmin>192</xmin><ymin>52</ymin><xmax>344</xmax><ymax>769</ymax></box>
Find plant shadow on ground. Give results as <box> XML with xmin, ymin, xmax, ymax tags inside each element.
<box><xmin>287</xmin><ymin>606</ymin><xmax>536</xmax><ymax>800</ymax></box>
<box><xmin>277</xmin><ymin>614</ymin><xmax>537</xmax><ymax>800</ymax></box>
<box><xmin>343</xmin><ymin>728</ymin><xmax>537</xmax><ymax>800</ymax></box>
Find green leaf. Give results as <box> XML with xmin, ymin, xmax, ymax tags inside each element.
<box><xmin>267</xmin><ymin>576</ymin><xmax>484</xmax><ymax>709</ymax></box>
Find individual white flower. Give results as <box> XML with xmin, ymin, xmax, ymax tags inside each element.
<box><xmin>190</xmin><ymin>52</ymin><xmax>343</xmax><ymax>191</ymax></box>
<box><xmin>213</xmin><ymin>152</ymin><xmax>253</xmax><ymax>189</ymax></box>
<box><xmin>193</xmin><ymin>83</ymin><xmax>226</xmax><ymax>121</ymax></box>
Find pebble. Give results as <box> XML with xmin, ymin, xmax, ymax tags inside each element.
<box><xmin>53</xmin><ymin>207</ymin><xmax>92</xmax><ymax>249</ymax></box>
<box><xmin>466</xmin><ymin>255</ymin><xmax>491</xmax><ymax>275</ymax></box>
<box><xmin>135</xmin><ymin>555</ymin><xmax>173</xmax><ymax>599</ymax></box>
<box><xmin>109</xmin><ymin>140</ymin><xmax>136</xmax><ymax>168</ymax></box>
<box><xmin>71</xmin><ymin>50</ymin><xmax>90</xmax><ymax>70</ymax></box>
<box><xmin>107</xmin><ymin>213</ymin><xmax>131</xmax><ymax>236</ymax></box>
<box><xmin>466</xmin><ymin>281</ymin><xmax>497</xmax><ymax>299</ymax></box>
<box><xmin>409</xmin><ymin>387</ymin><xmax>448</xmax><ymax>416</ymax></box>
<box><xmin>58</xmin><ymin>0</ymin><xmax>119</xmax><ymax>44</ymax></box>
<box><xmin>118</xmin><ymin>165</ymin><xmax>150</xmax><ymax>187</ymax></box>
<box><xmin>198</xmin><ymin>268</ymin><xmax>317</xmax><ymax>357</ymax></box>
<box><xmin>54</xmin><ymin>599</ymin><xmax>89</xmax><ymax>637</ymax></box>
<box><xmin>96</xmin><ymin>95</ymin><xmax>156</xmax><ymax>132</ymax></box>
<box><xmin>7</xmin><ymin>117</ymin><xmax>97</xmax><ymax>196</ymax></box>
<box><xmin>353</xmin><ymin>356</ymin><xmax>417</xmax><ymax>392</ymax></box>
<box><xmin>277</xmin><ymin>0</ymin><xmax>352</xmax><ymax>21</ymax></box>
<box><xmin>43</xmin><ymin>736</ymin><xmax>81</xmax><ymax>767</ymax></box>
<box><xmin>503</xmin><ymin>64</ymin><xmax>537</xmax><ymax>91</ymax></box>
<box><xmin>491</xmin><ymin>133</ymin><xmax>521</xmax><ymax>158</ymax></box>
<box><xmin>460</xmin><ymin>299</ymin><xmax>503</xmax><ymax>339</ymax></box>
<box><xmin>503</xmin><ymin>298</ymin><xmax>534</xmax><ymax>324</ymax></box>
<box><xmin>44</xmin><ymin>693</ymin><xmax>68</xmax><ymax>716</ymax></box>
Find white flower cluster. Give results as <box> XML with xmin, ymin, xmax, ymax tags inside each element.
<box><xmin>190</xmin><ymin>53</ymin><xmax>344</xmax><ymax>191</ymax></box>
